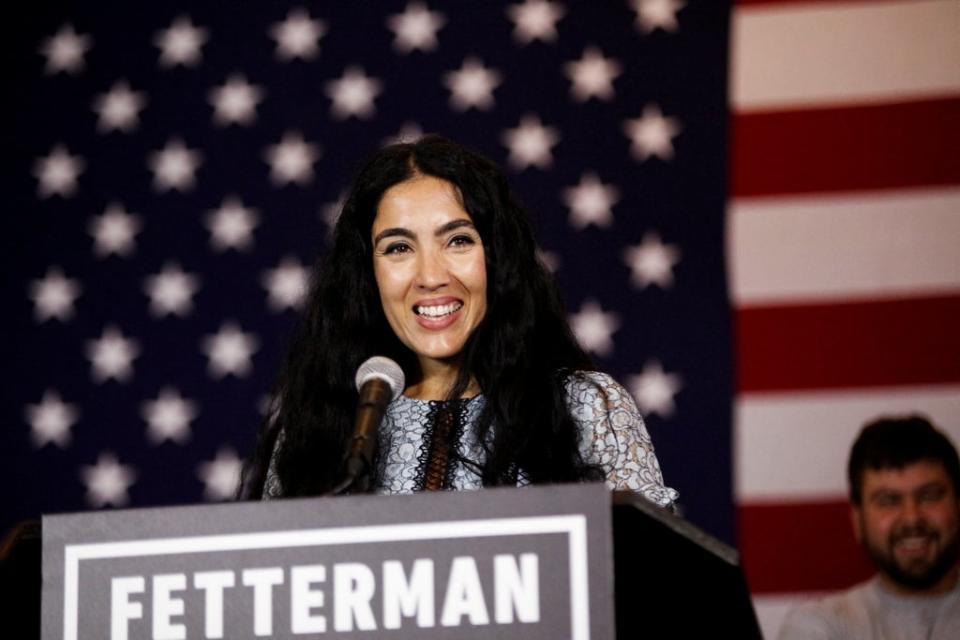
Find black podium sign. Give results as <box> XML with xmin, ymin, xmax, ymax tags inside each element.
<box><xmin>42</xmin><ymin>484</ymin><xmax>613</xmax><ymax>640</ymax></box>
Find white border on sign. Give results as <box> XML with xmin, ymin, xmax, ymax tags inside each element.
<box><xmin>63</xmin><ymin>514</ymin><xmax>590</xmax><ymax>640</ymax></box>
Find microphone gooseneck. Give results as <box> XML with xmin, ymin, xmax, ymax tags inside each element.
<box><xmin>332</xmin><ymin>356</ymin><xmax>405</xmax><ymax>495</ymax></box>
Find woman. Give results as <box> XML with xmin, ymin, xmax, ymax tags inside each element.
<box><xmin>242</xmin><ymin>135</ymin><xmax>677</xmax><ymax>508</ymax></box>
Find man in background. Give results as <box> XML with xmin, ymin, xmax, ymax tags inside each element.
<box><xmin>779</xmin><ymin>415</ymin><xmax>960</xmax><ymax>639</ymax></box>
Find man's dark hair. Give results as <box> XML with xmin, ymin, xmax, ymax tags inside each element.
<box><xmin>848</xmin><ymin>415</ymin><xmax>960</xmax><ymax>505</ymax></box>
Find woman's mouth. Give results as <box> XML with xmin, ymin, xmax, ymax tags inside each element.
<box><xmin>415</xmin><ymin>301</ymin><xmax>463</xmax><ymax>318</ymax></box>
<box><xmin>413</xmin><ymin>300</ymin><xmax>464</xmax><ymax>330</ymax></box>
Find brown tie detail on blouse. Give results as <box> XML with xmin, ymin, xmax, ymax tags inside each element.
<box><xmin>423</xmin><ymin>404</ymin><xmax>457</xmax><ymax>491</ymax></box>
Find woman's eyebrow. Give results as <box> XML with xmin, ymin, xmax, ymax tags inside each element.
<box><xmin>434</xmin><ymin>219</ymin><xmax>475</xmax><ymax>236</ymax></box>
<box><xmin>374</xmin><ymin>219</ymin><xmax>475</xmax><ymax>245</ymax></box>
<box><xmin>373</xmin><ymin>227</ymin><xmax>414</xmax><ymax>244</ymax></box>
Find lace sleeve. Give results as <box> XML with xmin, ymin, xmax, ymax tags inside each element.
<box><xmin>565</xmin><ymin>371</ymin><xmax>679</xmax><ymax>508</ymax></box>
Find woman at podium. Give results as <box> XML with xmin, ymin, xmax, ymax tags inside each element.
<box><xmin>242</xmin><ymin>135</ymin><xmax>677</xmax><ymax>508</ymax></box>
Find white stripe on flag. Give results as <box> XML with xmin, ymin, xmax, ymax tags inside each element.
<box><xmin>731</xmin><ymin>0</ymin><xmax>960</xmax><ymax>111</ymax></box>
<box><xmin>729</xmin><ymin>187</ymin><xmax>960</xmax><ymax>305</ymax></box>
<box><xmin>735</xmin><ymin>385</ymin><xmax>960</xmax><ymax>501</ymax></box>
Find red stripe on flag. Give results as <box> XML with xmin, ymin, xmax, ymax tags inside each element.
<box><xmin>739</xmin><ymin>500</ymin><xmax>875</xmax><ymax>593</ymax></box>
<box><xmin>736</xmin><ymin>294</ymin><xmax>960</xmax><ymax>393</ymax></box>
<box><xmin>731</xmin><ymin>97</ymin><xmax>960</xmax><ymax>197</ymax></box>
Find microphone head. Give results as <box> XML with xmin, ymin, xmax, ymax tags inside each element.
<box><xmin>355</xmin><ymin>356</ymin><xmax>405</xmax><ymax>400</ymax></box>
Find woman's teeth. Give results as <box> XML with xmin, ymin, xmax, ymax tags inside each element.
<box><xmin>416</xmin><ymin>302</ymin><xmax>463</xmax><ymax>317</ymax></box>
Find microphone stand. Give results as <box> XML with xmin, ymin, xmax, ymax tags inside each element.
<box><xmin>331</xmin><ymin>377</ymin><xmax>392</xmax><ymax>495</ymax></box>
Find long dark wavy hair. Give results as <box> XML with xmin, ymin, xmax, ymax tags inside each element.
<box><xmin>241</xmin><ymin>135</ymin><xmax>601</xmax><ymax>498</ymax></box>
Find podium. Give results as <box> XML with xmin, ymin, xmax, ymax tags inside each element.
<box><xmin>611</xmin><ymin>491</ymin><xmax>761</xmax><ymax>637</ymax></box>
<box><xmin>1</xmin><ymin>484</ymin><xmax>760</xmax><ymax>638</ymax></box>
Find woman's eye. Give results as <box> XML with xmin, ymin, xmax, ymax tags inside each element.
<box><xmin>449</xmin><ymin>234</ymin><xmax>476</xmax><ymax>248</ymax></box>
<box><xmin>384</xmin><ymin>242</ymin><xmax>411</xmax><ymax>255</ymax></box>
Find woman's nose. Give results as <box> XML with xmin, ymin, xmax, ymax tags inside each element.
<box><xmin>415</xmin><ymin>250</ymin><xmax>448</xmax><ymax>290</ymax></box>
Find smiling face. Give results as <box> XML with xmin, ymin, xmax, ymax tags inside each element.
<box><xmin>371</xmin><ymin>175</ymin><xmax>487</xmax><ymax>383</ymax></box>
<box><xmin>852</xmin><ymin>459</ymin><xmax>960</xmax><ymax>593</ymax></box>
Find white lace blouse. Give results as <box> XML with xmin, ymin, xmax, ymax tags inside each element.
<box><xmin>263</xmin><ymin>371</ymin><xmax>678</xmax><ymax>508</ymax></box>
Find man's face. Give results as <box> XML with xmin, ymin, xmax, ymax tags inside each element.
<box><xmin>853</xmin><ymin>459</ymin><xmax>960</xmax><ymax>593</ymax></box>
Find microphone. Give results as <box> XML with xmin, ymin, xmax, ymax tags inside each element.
<box><xmin>333</xmin><ymin>356</ymin><xmax>405</xmax><ymax>494</ymax></box>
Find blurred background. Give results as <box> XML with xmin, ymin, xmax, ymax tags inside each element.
<box><xmin>2</xmin><ymin>1</ymin><xmax>957</xmax><ymax>637</ymax></box>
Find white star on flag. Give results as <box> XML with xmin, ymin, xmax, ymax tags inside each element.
<box><xmin>29</xmin><ymin>267</ymin><xmax>81</xmax><ymax>322</ymax></box>
<box><xmin>569</xmin><ymin>300</ymin><xmax>621</xmax><ymax>357</ymax></box>
<box><xmin>387</xmin><ymin>2</ymin><xmax>446</xmax><ymax>53</ymax></box>
<box><xmin>262</xmin><ymin>256</ymin><xmax>309</xmax><ymax>312</ymax></box>
<box><xmin>80</xmin><ymin>452</ymin><xmax>136</xmax><ymax>508</ymax></box>
<box><xmin>142</xmin><ymin>388</ymin><xmax>197</xmax><ymax>445</ymax></box>
<box><xmin>326</xmin><ymin>67</ymin><xmax>382</xmax><ymax>119</ymax></box>
<box><xmin>631</xmin><ymin>0</ymin><xmax>685</xmax><ymax>34</ymax></box>
<box><xmin>39</xmin><ymin>24</ymin><xmax>91</xmax><ymax>74</ymax></box>
<box><xmin>34</xmin><ymin>145</ymin><xmax>85</xmax><ymax>198</ymax></box>
<box><xmin>92</xmin><ymin>80</ymin><xmax>147</xmax><ymax>133</ymax></box>
<box><xmin>270</xmin><ymin>9</ymin><xmax>327</xmax><ymax>61</ymax></box>
<box><xmin>206</xmin><ymin>197</ymin><xmax>259</xmax><ymax>251</ymax></box>
<box><xmin>202</xmin><ymin>322</ymin><xmax>259</xmax><ymax>378</ymax></box>
<box><xmin>86</xmin><ymin>326</ymin><xmax>140</xmax><ymax>383</ymax></box>
<box><xmin>154</xmin><ymin>15</ymin><xmax>208</xmax><ymax>67</ymax></box>
<box><xmin>623</xmin><ymin>104</ymin><xmax>682</xmax><ymax>161</ymax></box>
<box><xmin>26</xmin><ymin>390</ymin><xmax>79</xmax><ymax>448</ymax></box>
<box><xmin>502</xmin><ymin>114</ymin><xmax>560</xmax><ymax>170</ymax></box>
<box><xmin>144</xmin><ymin>263</ymin><xmax>201</xmax><ymax>317</ymax></box>
<box><xmin>148</xmin><ymin>138</ymin><xmax>203</xmax><ymax>192</ymax></box>
<box><xmin>565</xmin><ymin>47</ymin><xmax>622</xmax><ymax>102</ymax></box>
<box><xmin>209</xmin><ymin>74</ymin><xmax>264</xmax><ymax>126</ymax></box>
<box><xmin>623</xmin><ymin>232</ymin><xmax>681</xmax><ymax>288</ymax></box>
<box><xmin>563</xmin><ymin>172</ymin><xmax>619</xmax><ymax>229</ymax></box>
<box><xmin>89</xmin><ymin>203</ymin><xmax>141</xmax><ymax>258</ymax></box>
<box><xmin>264</xmin><ymin>131</ymin><xmax>320</xmax><ymax>185</ymax></box>
<box><xmin>445</xmin><ymin>57</ymin><xmax>502</xmax><ymax>111</ymax></box>
<box><xmin>198</xmin><ymin>448</ymin><xmax>244</xmax><ymax>501</ymax></box>
<box><xmin>506</xmin><ymin>0</ymin><xmax>566</xmax><ymax>44</ymax></box>
<box><xmin>628</xmin><ymin>360</ymin><xmax>682</xmax><ymax>417</ymax></box>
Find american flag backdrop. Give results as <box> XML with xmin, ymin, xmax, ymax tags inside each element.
<box><xmin>729</xmin><ymin>0</ymin><xmax>960</xmax><ymax>636</ymax></box>
<box><xmin>3</xmin><ymin>0</ymin><xmax>732</xmax><ymax>544</ymax></box>
<box><xmin>4</xmin><ymin>0</ymin><xmax>958</xmax><ymax>637</ymax></box>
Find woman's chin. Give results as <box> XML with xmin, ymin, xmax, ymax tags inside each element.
<box><xmin>411</xmin><ymin>343</ymin><xmax>467</xmax><ymax>368</ymax></box>
<box><xmin>415</xmin><ymin>351</ymin><xmax>463</xmax><ymax>366</ymax></box>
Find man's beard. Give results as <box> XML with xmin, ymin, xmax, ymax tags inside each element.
<box><xmin>863</xmin><ymin>521</ymin><xmax>960</xmax><ymax>591</ymax></box>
